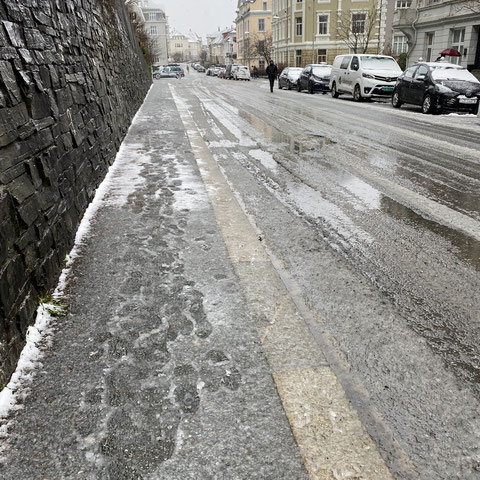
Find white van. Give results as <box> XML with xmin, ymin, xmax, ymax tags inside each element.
<box><xmin>329</xmin><ymin>54</ymin><xmax>402</xmax><ymax>101</ymax></box>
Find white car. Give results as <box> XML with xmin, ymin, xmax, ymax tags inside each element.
<box><xmin>330</xmin><ymin>54</ymin><xmax>402</xmax><ymax>101</ymax></box>
<box><xmin>234</xmin><ymin>66</ymin><xmax>251</xmax><ymax>81</ymax></box>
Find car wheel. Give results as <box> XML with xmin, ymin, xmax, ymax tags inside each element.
<box><xmin>308</xmin><ymin>83</ymin><xmax>314</xmax><ymax>94</ymax></box>
<box><xmin>297</xmin><ymin>82</ymin><xmax>302</xmax><ymax>92</ymax></box>
<box><xmin>331</xmin><ymin>82</ymin><xmax>339</xmax><ymax>98</ymax></box>
<box><xmin>278</xmin><ymin>82</ymin><xmax>282</xmax><ymax>89</ymax></box>
<box><xmin>287</xmin><ymin>81</ymin><xmax>292</xmax><ymax>90</ymax></box>
<box><xmin>471</xmin><ymin>104</ymin><xmax>479</xmax><ymax>115</ymax></box>
<box><xmin>354</xmin><ymin>84</ymin><xmax>363</xmax><ymax>102</ymax></box>
<box><xmin>392</xmin><ymin>91</ymin><xmax>403</xmax><ymax>109</ymax></box>
<box><xmin>422</xmin><ymin>94</ymin><xmax>434</xmax><ymax>114</ymax></box>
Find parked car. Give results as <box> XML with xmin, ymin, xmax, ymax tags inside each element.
<box><xmin>197</xmin><ymin>66</ymin><xmax>205</xmax><ymax>73</ymax></box>
<box><xmin>330</xmin><ymin>54</ymin><xmax>402</xmax><ymax>101</ymax></box>
<box><xmin>234</xmin><ymin>66</ymin><xmax>251</xmax><ymax>81</ymax></box>
<box><xmin>154</xmin><ymin>67</ymin><xmax>179</xmax><ymax>79</ymax></box>
<box><xmin>226</xmin><ymin>64</ymin><xmax>240</xmax><ymax>79</ymax></box>
<box><xmin>278</xmin><ymin>67</ymin><xmax>303</xmax><ymax>90</ymax></box>
<box><xmin>165</xmin><ymin>65</ymin><xmax>184</xmax><ymax>77</ymax></box>
<box><xmin>211</xmin><ymin>66</ymin><xmax>222</xmax><ymax>76</ymax></box>
<box><xmin>392</xmin><ymin>62</ymin><xmax>480</xmax><ymax>114</ymax></box>
<box><xmin>297</xmin><ymin>64</ymin><xmax>332</xmax><ymax>94</ymax></box>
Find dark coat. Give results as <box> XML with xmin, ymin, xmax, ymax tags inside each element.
<box><xmin>266</xmin><ymin>64</ymin><xmax>278</xmax><ymax>79</ymax></box>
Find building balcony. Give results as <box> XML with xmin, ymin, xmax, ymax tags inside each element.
<box><xmin>392</xmin><ymin>7</ymin><xmax>418</xmax><ymax>40</ymax></box>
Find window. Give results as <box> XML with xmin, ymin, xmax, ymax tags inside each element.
<box><xmin>414</xmin><ymin>65</ymin><xmax>428</xmax><ymax>79</ymax></box>
<box><xmin>296</xmin><ymin>17</ymin><xmax>303</xmax><ymax>36</ymax></box>
<box><xmin>148</xmin><ymin>12</ymin><xmax>156</xmax><ymax>21</ymax></box>
<box><xmin>150</xmin><ymin>26</ymin><xmax>157</xmax><ymax>35</ymax></box>
<box><xmin>351</xmin><ymin>13</ymin><xmax>366</xmax><ymax>34</ymax></box>
<box><xmin>259</xmin><ymin>59</ymin><xmax>265</xmax><ymax>69</ymax></box>
<box><xmin>263</xmin><ymin>1</ymin><xmax>268</xmax><ymax>10</ymax></box>
<box><xmin>340</xmin><ymin>56</ymin><xmax>351</xmax><ymax>69</ymax></box>
<box><xmin>350</xmin><ymin>56</ymin><xmax>360</xmax><ymax>71</ymax></box>
<box><xmin>393</xmin><ymin>35</ymin><xmax>408</xmax><ymax>55</ymax></box>
<box><xmin>425</xmin><ymin>32</ymin><xmax>434</xmax><ymax>61</ymax></box>
<box><xmin>395</xmin><ymin>0</ymin><xmax>411</xmax><ymax>8</ymax></box>
<box><xmin>258</xmin><ymin>19</ymin><xmax>265</xmax><ymax>32</ymax></box>
<box><xmin>296</xmin><ymin>49</ymin><xmax>302</xmax><ymax>67</ymax></box>
<box><xmin>451</xmin><ymin>28</ymin><xmax>465</xmax><ymax>65</ymax></box>
<box><xmin>318</xmin><ymin>48</ymin><xmax>327</xmax><ymax>63</ymax></box>
<box><xmin>404</xmin><ymin>65</ymin><xmax>416</xmax><ymax>78</ymax></box>
<box><xmin>318</xmin><ymin>14</ymin><xmax>329</xmax><ymax>35</ymax></box>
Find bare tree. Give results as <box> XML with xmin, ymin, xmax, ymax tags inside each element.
<box><xmin>250</xmin><ymin>32</ymin><xmax>272</xmax><ymax>63</ymax></box>
<box><xmin>128</xmin><ymin>10</ymin><xmax>161</xmax><ymax>65</ymax></box>
<box><xmin>172</xmin><ymin>52</ymin><xmax>184</xmax><ymax>63</ymax></box>
<box><xmin>335</xmin><ymin>4</ymin><xmax>379</xmax><ymax>54</ymax></box>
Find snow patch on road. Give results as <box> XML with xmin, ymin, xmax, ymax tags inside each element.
<box><xmin>249</xmin><ymin>149</ymin><xmax>278</xmax><ymax>172</ymax></box>
<box><xmin>172</xmin><ymin>160</ymin><xmax>209</xmax><ymax>212</ymax></box>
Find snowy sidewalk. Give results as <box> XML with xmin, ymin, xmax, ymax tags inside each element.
<box><xmin>0</xmin><ymin>83</ymin><xmax>308</xmax><ymax>479</ymax></box>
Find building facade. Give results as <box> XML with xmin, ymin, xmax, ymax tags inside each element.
<box><xmin>393</xmin><ymin>0</ymin><xmax>480</xmax><ymax>72</ymax></box>
<box><xmin>209</xmin><ymin>28</ymin><xmax>237</xmax><ymax>65</ymax></box>
<box><xmin>271</xmin><ymin>0</ymin><xmax>394</xmax><ymax>67</ymax></box>
<box><xmin>235</xmin><ymin>0</ymin><xmax>273</xmax><ymax>70</ymax></box>
<box><xmin>141</xmin><ymin>2</ymin><xmax>169</xmax><ymax>67</ymax></box>
<box><xmin>169</xmin><ymin>30</ymin><xmax>203</xmax><ymax>62</ymax></box>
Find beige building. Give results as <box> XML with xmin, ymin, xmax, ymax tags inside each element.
<box><xmin>169</xmin><ymin>30</ymin><xmax>202</xmax><ymax>62</ymax></box>
<box><xmin>272</xmin><ymin>0</ymin><xmax>394</xmax><ymax>67</ymax></box>
<box><xmin>141</xmin><ymin>1</ymin><xmax>169</xmax><ymax>66</ymax></box>
<box><xmin>235</xmin><ymin>0</ymin><xmax>273</xmax><ymax>70</ymax></box>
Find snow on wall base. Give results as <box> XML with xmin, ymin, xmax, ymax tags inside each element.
<box><xmin>0</xmin><ymin>0</ymin><xmax>151</xmax><ymax>387</ymax></box>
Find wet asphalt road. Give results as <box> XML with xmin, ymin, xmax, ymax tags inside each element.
<box><xmin>176</xmin><ymin>73</ymin><xmax>480</xmax><ymax>479</ymax></box>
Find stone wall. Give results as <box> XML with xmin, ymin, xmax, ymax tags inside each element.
<box><xmin>0</xmin><ymin>0</ymin><xmax>151</xmax><ymax>385</ymax></box>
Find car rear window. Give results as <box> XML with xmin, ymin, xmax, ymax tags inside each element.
<box><xmin>431</xmin><ymin>68</ymin><xmax>479</xmax><ymax>82</ymax></box>
<box><xmin>312</xmin><ymin>66</ymin><xmax>332</xmax><ymax>76</ymax></box>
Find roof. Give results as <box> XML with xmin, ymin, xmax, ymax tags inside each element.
<box><xmin>186</xmin><ymin>30</ymin><xmax>202</xmax><ymax>43</ymax></box>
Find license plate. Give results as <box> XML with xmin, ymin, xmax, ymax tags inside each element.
<box><xmin>458</xmin><ymin>96</ymin><xmax>477</xmax><ymax>104</ymax></box>
<box><xmin>382</xmin><ymin>87</ymin><xmax>394</xmax><ymax>92</ymax></box>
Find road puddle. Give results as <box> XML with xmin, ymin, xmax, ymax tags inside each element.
<box><xmin>238</xmin><ymin>110</ymin><xmax>336</xmax><ymax>153</ymax></box>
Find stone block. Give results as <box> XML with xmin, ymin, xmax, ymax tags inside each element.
<box><xmin>2</xmin><ymin>21</ymin><xmax>26</xmax><ymax>48</ymax></box>
<box><xmin>0</xmin><ymin>23</ymin><xmax>7</xmax><ymax>47</ymax></box>
<box><xmin>18</xmin><ymin>48</ymin><xmax>34</xmax><ymax>64</ymax></box>
<box><xmin>31</xmin><ymin>10</ymin><xmax>52</xmax><ymax>27</ymax></box>
<box><xmin>25</xmin><ymin>158</ymin><xmax>43</xmax><ymax>188</ymax></box>
<box><xmin>0</xmin><ymin>60</ymin><xmax>22</xmax><ymax>105</ymax></box>
<box><xmin>55</xmin><ymin>87</ymin><xmax>73</xmax><ymax>113</ymax></box>
<box><xmin>37</xmin><ymin>229</ymin><xmax>53</xmax><ymax>258</ymax></box>
<box><xmin>0</xmin><ymin>221</ymin><xmax>14</xmax><ymax>265</ymax></box>
<box><xmin>0</xmin><ymin>162</ymin><xmax>26</xmax><ymax>184</ymax></box>
<box><xmin>16</xmin><ymin>224</ymin><xmax>38</xmax><ymax>251</ymax></box>
<box><xmin>0</xmin><ymin>254</ymin><xmax>25</xmax><ymax>316</ymax></box>
<box><xmin>30</xmin><ymin>90</ymin><xmax>52</xmax><ymax>119</ymax></box>
<box><xmin>18</xmin><ymin>194</ymin><xmax>40</xmax><ymax>226</ymax></box>
<box><xmin>8</xmin><ymin>173</ymin><xmax>35</xmax><ymax>204</ymax></box>
<box><xmin>24</xmin><ymin>28</ymin><xmax>46</xmax><ymax>50</ymax></box>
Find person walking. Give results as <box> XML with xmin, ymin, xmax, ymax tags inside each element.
<box><xmin>266</xmin><ymin>60</ymin><xmax>278</xmax><ymax>93</ymax></box>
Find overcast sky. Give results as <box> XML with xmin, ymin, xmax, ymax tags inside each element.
<box><xmin>146</xmin><ymin>0</ymin><xmax>238</xmax><ymax>40</ymax></box>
